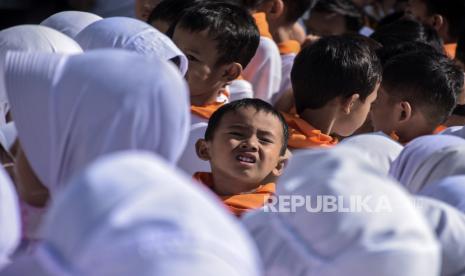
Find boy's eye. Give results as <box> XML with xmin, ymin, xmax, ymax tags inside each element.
<box><xmin>259</xmin><ymin>137</ymin><xmax>273</xmax><ymax>144</ymax></box>
<box><xmin>186</xmin><ymin>54</ymin><xmax>199</xmax><ymax>62</ymax></box>
<box><xmin>229</xmin><ymin>132</ymin><xmax>244</xmax><ymax>137</ymax></box>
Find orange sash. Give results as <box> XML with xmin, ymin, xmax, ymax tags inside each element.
<box><xmin>278</xmin><ymin>40</ymin><xmax>301</xmax><ymax>55</ymax></box>
<box><xmin>281</xmin><ymin>112</ymin><xmax>337</xmax><ymax>149</ymax></box>
<box><xmin>252</xmin><ymin>12</ymin><xmax>273</xmax><ymax>39</ymax></box>
<box><xmin>433</xmin><ymin>124</ymin><xmax>447</xmax><ymax>134</ymax></box>
<box><xmin>193</xmin><ymin>172</ymin><xmax>275</xmax><ymax>217</ymax></box>
<box><xmin>444</xmin><ymin>43</ymin><xmax>457</xmax><ymax>58</ymax></box>
<box><xmin>191</xmin><ymin>102</ymin><xmax>224</xmax><ymax>120</ymax></box>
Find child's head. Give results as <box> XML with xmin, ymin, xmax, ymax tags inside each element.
<box><xmin>305</xmin><ymin>0</ymin><xmax>363</xmax><ymax>36</ymax></box>
<box><xmin>135</xmin><ymin>0</ymin><xmax>162</xmax><ymax>21</ymax></box>
<box><xmin>406</xmin><ymin>0</ymin><xmax>465</xmax><ymax>43</ymax></box>
<box><xmin>291</xmin><ymin>34</ymin><xmax>382</xmax><ymax>136</ymax></box>
<box><xmin>147</xmin><ymin>0</ymin><xmax>204</xmax><ymax>33</ymax></box>
<box><xmin>371</xmin><ymin>50</ymin><xmax>464</xmax><ymax>142</ymax></box>
<box><xmin>172</xmin><ymin>2</ymin><xmax>260</xmax><ymax>104</ymax></box>
<box><xmin>196</xmin><ymin>99</ymin><xmax>289</xmax><ymax>188</ymax></box>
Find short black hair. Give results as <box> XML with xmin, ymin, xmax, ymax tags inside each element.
<box><xmin>175</xmin><ymin>2</ymin><xmax>260</xmax><ymax>68</ymax></box>
<box><xmin>205</xmin><ymin>99</ymin><xmax>289</xmax><ymax>155</ymax></box>
<box><xmin>282</xmin><ymin>0</ymin><xmax>316</xmax><ymax>23</ymax></box>
<box><xmin>376</xmin><ymin>41</ymin><xmax>442</xmax><ymax>65</ymax></box>
<box><xmin>382</xmin><ymin>50</ymin><xmax>464</xmax><ymax>126</ymax></box>
<box><xmin>423</xmin><ymin>0</ymin><xmax>465</xmax><ymax>40</ymax></box>
<box><xmin>311</xmin><ymin>0</ymin><xmax>363</xmax><ymax>33</ymax></box>
<box><xmin>291</xmin><ymin>34</ymin><xmax>382</xmax><ymax>113</ymax></box>
<box><xmin>456</xmin><ymin>31</ymin><xmax>465</xmax><ymax>64</ymax></box>
<box><xmin>371</xmin><ymin>17</ymin><xmax>444</xmax><ymax>55</ymax></box>
<box><xmin>241</xmin><ymin>0</ymin><xmax>272</xmax><ymax>10</ymax></box>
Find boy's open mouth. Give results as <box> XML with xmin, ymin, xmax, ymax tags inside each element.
<box><xmin>236</xmin><ymin>154</ymin><xmax>256</xmax><ymax>164</ymax></box>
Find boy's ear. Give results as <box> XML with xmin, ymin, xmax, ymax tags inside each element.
<box><xmin>271</xmin><ymin>153</ymin><xmax>289</xmax><ymax>177</ymax></box>
<box><xmin>342</xmin><ymin>93</ymin><xmax>360</xmax><ymax>114</ymax></box>
<box><xmin>195</xmin><ymin>139</ymin><xmax>211</xmax><ymax>161</ymax></box>
<box><xmin>268</xmin><ymin>0</ymin><xmax>285</xmax><ymax>20</ymax></box>
<box><xmin>221</xmin><ymin>62</ymin><xmax>242</xmax><ymax>82</ymax></box>
<box><xmin>398</xmin><ymin>101</ymin><xmax>413</xmax><ymax>123</ymax></box>
<box><xmin>430</xmin><ymin>14</ymin><xmax>444</xmax><ymax>31</ymax></box>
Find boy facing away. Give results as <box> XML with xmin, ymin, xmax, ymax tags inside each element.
<box><xmin>194</xmin><ymin>98</ymin><xmax>289</xmax><ymax>217</ymax></box>
<box><xmin>284</xmin><ymin>34</ymin><xmax>382</xmax><ymax>149</ymax></box>
<box><xmin>171</xmin><ymin>2</ymin><xmax>260</xmax><ymax>124</ymax></box>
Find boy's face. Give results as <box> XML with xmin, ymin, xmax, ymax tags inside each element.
<box><xmin>370</xmin><ymin>86</ymin><xmax>399</xmax><ymax>134</ymax></box>
<box><xmin>305</xmin><ymin>11</ymin><xmax>347</xmax><ymax>36</ymax></box>
<box><xmin>406</xmin><ymin>0</ymin><xmax>431</xmax><ymax>23</ymax></box>
<box><xmin>200</xmin><ymin>107</ymin><xmax>285</xmax><ymax>188</ymax></box>
<box><xmin>172</xmin><ymin>27</ymin><xmax>227</xmax><ymax>101</ymax></box>
<box><xmin>334</xmin><ymin>84</ymin><xmax>379</xmax><ymax>136</ymax></box>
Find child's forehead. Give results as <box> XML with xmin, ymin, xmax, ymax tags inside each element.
<box><xmin>220</xmin><ymin>107</ymin><xmax>283</xmax><ymax>129</ymax></box>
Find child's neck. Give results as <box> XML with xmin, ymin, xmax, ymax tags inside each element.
<box><xmin>395</xmin><ymin>125</ymin><xmax>435</xmax><ymax>144</ymax></box>
<box><xmin>299</xmin><ymin>108</ymin><xmax>337</xmax><ymax>135</ymax></box>
<box><xmin>269</xmin><ymin>20</ymin><xmax>295</xmax><ymax>44</ymax></box>
<box><xmin>190</xmin><ymin>90</ymin><xmax>221</xmax><ymax>106</ymax></box>
<box><xmin>210</xmin><ymin>171</ymin><xmax>268</xmax><ymax>197</ymax></box>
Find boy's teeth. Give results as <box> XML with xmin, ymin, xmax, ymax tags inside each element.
<box><xmin>237</xmin><ymin>155</ymin><xmax>254</xmax><ymax>163</ymax></box>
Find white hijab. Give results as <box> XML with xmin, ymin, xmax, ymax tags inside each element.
<box><xmin>0</xmin><ymin>151</ymin><xmax>261</xmax><ymax>276</ymax></box>
<box><xmin>3</xmin><ymin>49</ymin><xmax>190</xmax><ymax>193</ymax></box>
<box><xmin>389</xmin><ymin>135</ymin><xmax>465</xmax><ymax>193</ymax></box>
<box><xmin>0</xmin><ymin>166</ymin><xmax>20</xmax><ymax>270</ymax></box>
<box><xmin>243</xmin><ymin>147</ymin><xmax>440</xmax><ymax>276</ymax></box>
<box><xmin>0</xmin><ymin>25</ymin><xmax>82</xmax><ymax>126</ymax></box>
<box><xmin>420</xmin><ymin>176</ymin><xmax>465</xmax><ymax>214</ymax></box>
<box><xmin>338</xmin><ymin>132</ymin><xmax>403</xmax><ymax>174</ymax></box>
<box><xmin>75</xmin><ymin>17</ymin><xmax>188</xmax><ymax>75</ymax></box>
<box><xmin>40</xmin><ymin>11</ymin><xmax>102</xmax><ymax>39</ymax></box>
<box><xmin>414</xmin><ymin>196</ymin><xmax>465</xmax><ymax>276</ymax></box>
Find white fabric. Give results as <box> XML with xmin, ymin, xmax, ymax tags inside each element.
<box><xmin>228</xmin><ymin>79</ymin><xmax>254</xmax><ymax>101</ymax></box>
<box><xmin>0</xmin><ymin>122</ymin><xmax>17</xmax><ymax>151</ymax></box>
<box><xmin>389</xmin><ymin>135</ymin><xmax>465</xmax><ymax>193</ymax></box>
<box><xmin>243</xmin><ymin>37</ymin><xmax>282</xmax><ymax>103</ymax></box>
<box><xmin>441</xmin><ymin>125</ymin><xmax>465</xmax><ymax>138</ymax></box>
<box><xmin>41</xmin><ymin>11</ymin><xmax>102</xmax><ymax>39</ymax></box>
<box><xmin>178</xmin><ymin>123</ymin><xmax>210</xmax><ymax>175</ymax></box>
<box><xmin>273</xmin><ymin>53</ymin><xmax>296</xmax><ymax>104</ymax></box>
<box><xmin>420</xmin><ymin>176</ymin><xmax>465</xmax><ymax>214</ymax></box>
<box><xmin>0</xmin><ymin>151</ymin><xmax>261</xmax><ymax>276</ymax></box>
<box><xmin>414</xmin><ymin>196</ymin><xmax>465</xmax><ymax>276</ymax></box>
<box><xmin>338</xmin><ymin>132</ymin><xmax>403</xmax><ymax>174</ymax></box>
<box><xmin>0</xmin><ymin>25</ymin><xmax>82</xmax><ymax>126</ymax></box>
<box><xmin>75</xmin><ymin>17</ymin><xmax>188</xmax><ymax>76</ymax></box>
<box><xmin>0</xmin><ymin>166</ymin><xmax>20</xmax><ymax>269</ymax></box>
<box><xmin>243</xmin><ymin>147</ymin><xmax>440</xmax><ymax>276</ymax></box>
<box><xmin>4</xmin><ymin>49</ymin><xmax>190</xmax><ymax>193</ymax></box>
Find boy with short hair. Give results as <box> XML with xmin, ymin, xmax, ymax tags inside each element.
<box><xmin>171</xmin><ymin>2</ymin><xmax>260</xmax><ymax>124</ymax></box>
<box><xmin>407</xmin><ymin>0</ymin><xmax>465</xmax><ymax>57</ymax></box>
<box><xmin>284</xmin><ymin>34</ymin><xmax>382</xmax><ymax>149</ymax></box>
<box><xmin>371</xmin><ymin>50</ymin><xmax>464</xmax><ymax>143</ymax></box>
<box><xmin>194</xmin><ymin>98</ymin><xmax>288</xmax><ymax>217</ymax></box>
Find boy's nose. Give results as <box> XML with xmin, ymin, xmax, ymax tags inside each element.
<box><xmin>240</xmin><ymin>138</ymin><xmax>258</xmax><ymax>151</ymax></box>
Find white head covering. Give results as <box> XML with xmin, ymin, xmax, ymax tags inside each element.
<box><xmin>3</xmin><ymin>49</ymin><xmax>190</xmax><ymax>193</ymax></box>
<box><xmin>414</xmin><ymin>196</ymin><xmax>465</xmax><ymax>276</ymax></box>
<box><xmin>439</xmin><ymin>126</ymin><xmax>463</xmax><ymax>136</ymax></box>
<box><xmin>0</xmin><ymin>166</ymin><xmax>20</xmax><ymax>269</ymax></box>
<box><xmin>177</xmin><ymin>122</ymin><xmax>210</xmax><ymax>175</ymax></box>
<box><xmin>389</xmin><ymin>135</ymin><xmax>465</xmax><ymax>193</ymax></box>
<box><xmin>0</xmin><ymin>25</ymin><xmax>82</xmax><ymax>126</ymax></box>
<box><xmin>75</xmin><ymin>17</ymin><xmax>188</xmax><ymax>75</ymax></box>
<box><xmin>243</xmin><ymin>147</ymin><xmax>440</xmax><ymax>276</ymax></box>
<box><xmin>0</xmin><ymin>151</ymin><xmax>261</xmax><ymax>276</ymax></box>
<box><xmin>419</xmin><ymin>176</ymin><xmax>465</xmax><ymax>213</ymax></box>
<box><xmin>40</xmin><ymin>11</ymin><xmax>102</xmax><ymax>39</ymax></box>
<box><xmin>0</xmin><ymin>122</ymin><xmax>17</xmax><ymax>152</ymax></box>
<box><xmin>338</xmin><ymin>132</ymin><xmax>403</xmax><ymax>174</ymax></box>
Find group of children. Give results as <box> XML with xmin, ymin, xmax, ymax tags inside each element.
<box><xmin>1</xmin><ymin>0</ymin><xmax>465</xmax><ymax>275</ymax></box>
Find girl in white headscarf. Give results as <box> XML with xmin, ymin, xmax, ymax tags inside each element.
<box><xmin>243</xmin><ymin>147</ymin><xmax>440</xmax><ymax>276</ymax></box>
<box><xmin>75</xmin><ymin>17</ymin><xmax>188</xmax><ymax>75</ymax></box>
<box><xmin>0</xmin><ymin>25</ymin><xmax>82</xmax><ymax>126</ymax></box>
<box><xmin>338</xmin><ymin>132</ymin><xmax>403</xmax><ymax>174</ymax></box>
<box><xmin>414</xmin><ymin>196</ymin><xmax>465</xmax><ymax>276</ymax></box>
<box><xmin>419</xmin><ymin>176</ymin><xmax>465</xmax><ymax>213</ymax></box>
<box><xmin>0</xmin><ymin>166</ymin><xmax>20</xmax><ymax>271</ymax></box>
<box><xmin>0</xmin><ymin>151</ymin><xmax>261</xmax><ymax>276</ymax></box>
<box><xmin>389</xmin><ymin>135</ymin><xmax>465</xmax><ymax>193</ymax></box>
<box><xmin>3</xmin><ymin>49</ymin><xmax>190</xmax><ymax>199</ymax></box>
<box><xmin>40</xmin><ymin>11</ymin><xmax>102</xmax><ymax>39</ymax></box>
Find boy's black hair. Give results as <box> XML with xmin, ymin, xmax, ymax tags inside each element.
<box><xmin>311</xmin><ymin>0</ymin><xmax>363</xmax><ymax>33</ymax></box>
<box><xmin>174</xmin><ymin>1</ymin><xmax>260</xmax><ymax>68</ymax></box>
<box><xmin>282</xmin><ymin>0</ymin><xmax>316</xmax><ymax>23</ymax></box>
<box><xmin>241</xmin><ymin>0</ymin><xmax>272</xmax><ymax>10</ymax></box>
<box><xmin>456</xmin><ymin>31</ymin><xmax>465</xmax><ymax>64</ymax></box>
<box><xmin>371</xmin><ymin>17</ymin><xmax>444</xmax><ymax>54</ymax></box>
<box><xmin>205</xmin><ymin>98</ymin><xmax>289</xmax><ymax>155</ymax></box>
<box><xmin>382</xmin><ymin>50</ymin><xmax>464</xmax><ymax>126</ymax></box>
<box><xmin>291</xmin><ymin>34</ymin><xmax>382</xmax><ymax>113</ymax></box>
<box><xmin>147</xmin><ymin>0</ymin><xmax>204</xmax><ymax>26</ymax></box>
<box><xmin>376</xmin><ymin>41</ymin><xmax>442</xmax><ymax>65</ymax></box>
<box><xmin>422</xmin><ymin>0</ymin><xmax>465</xmax><ymax>41</ymax></box>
